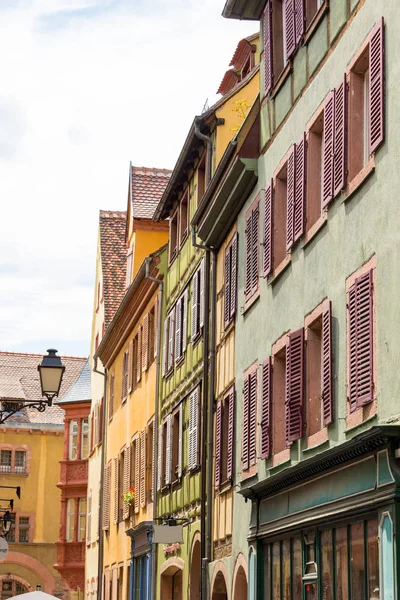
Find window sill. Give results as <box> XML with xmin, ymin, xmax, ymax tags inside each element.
<box><xmin>223</xmin><ymin>318</ymin><xmax>235</xmax><ymax>339</ymax></box>
<box><xmin>179</xmin><ymin>231</ymin><xmax>188</xmax><ymax>248</ymax></box>
<box><xmin>344</xmin><ymin>158</ymin><xmax>375</xmax><ymax>203</ymax></box>
<box><xmin>242</xmin><ymin>289</ymin><xmax>260</xmax><ymax>315</ymax></box>
<box><xmin>303</xmin><ymin>427</ymin><xmax>329</xmax><ymax>451</ymax></box>
<box><xmin>175</xmin><ymin>355</ymin><xmax>185</xmax><ymax>369</ymax></box>
<box><xmin>303</xmin><ymin>2</ymin><xmax>329</xmax><ymax>45</ymax></box>
<box><xmin>217</xmin><ymin>479</ymin><xmax>232</xmax><ymax>495</ymax></box>
<box><xmin>346</xmin><ymin>399</ymin><xmax>377</xmax><ymax>432</ymax></box>
<box><xmin>168</xmin><ymin>250</ymin><xmax>178</xmax><ymax>267</ymax></box>
<box><xmin>302</xmin><ymin>212</ymin><xmax>328</xmax><ymax>248</ymax></box>
<box><xmin>269</xmin><ymin>255</ymin><xmax>291</xmax><ymax>284</ymax></box>
<box><xmin>270</xmin><ymin>63</ymin><xmax>291</xmax><ymax>100</ymax></box>
<box><xmin>240</xmin><ymin>467</ymin><xmax>258</xmax><ymax>483</ymax></box>
<box><xmin>271</xmin><ymin>448</ymin><xmax>290</xmax><ymax>468</ymax></box>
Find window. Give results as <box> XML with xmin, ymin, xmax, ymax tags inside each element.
<box><xmin>191</xmin><ymin>260</ymin><xmax>204</xmax><ymax>341</ymax></box>
<box><xmin>175</xmin><ymin>291</ymin><xmax>188</xmax><ymax>363</ymax></box>
<box><xmin>1</xmin><ymin>580</ymin><xmax>28</xmax><ymax>599</ymax></box>
<box><xmin>142</xmin><ymin>314</ymin><xmax>150</xmax><ymax>372</ymax></box>
<box><xmin>66</xmin><ymin>499</ymin><xmax>75</xmax><ymax>542</ymax></box>
<box><xmin>118</xmin><ymin>453</ymin><xmax>124</xmax><ymax>522</ymax></box>
<box><xmin>146</xmin><ymin>421</ymin><xmax>154</xmax><ymax>502</ymax></box>
<box><xmin>87</xmin><ymin>493</ymin><xmax>92</xmax><ymax>544</ymax></box>
<box><xmin>271</xmin><ymin>346</ymin><xmax>286</xmax><ymax>456</ymax></box>
<box><xmin>102</xmin><ymin>462</ymin><xmax>111</xmax><ymax>531</ymax></box>
<box><xmin>109</xmin><ymin>374</ymin><xmax>115</xmax><ymax>421</ymax></box>
<box><xmin>179</xmin><ymin>191</ymin><xmax>189</xmax><ymax>245</ymax></box>
<box><xmin>162</xmin><ymin>309</ymin><xmax>175</xmax><ymax>376</ymax></box>
<box><xmin>306</xmin><ymin>109</ymin><xmax>324</xmax><ymax>232</ymax></box>
<box><xmin>215</xmin><ymin>387</ymin><xmax>235</xmax><ymax>487</ymax></box>
<box><xmin>132</xmin><ymin>331</ymin><xmax>142</xmax><ymax>387</ymax></box>
<box><xmin>159</xmin><ymin>408</ymin><xmax>183</xmax><ymax>488</ymax></box>
<box><xmin>0</xmin><ymin>450</ymin><xmax>11</xmax><ymax>473</ymax></box>
<box><xmin>14</xmin><ymin>450</ymin><xmax>26</xmax><ymax>473</ymax></box>
<box><xmin>18</xmin><ymin>517</ymin><xmax>29</xmax><ymax>542</ymax></box>
<box><xmin>348</xmin><ymin>19</ymin><xmax>384</xmax><ymax>185</ymax></box>
<box><xmin>169</xmin><ymin>210</ymin><xmax>178</xmax><ymax>263</ymax></box>
<box><xmin>139</xmin><ymin>429</ymin><xmax>146</xmax><ymax>507</ymax></box>
<box><xmin>126</xmin><ymin>248</ymin><xmax>133</xmax><ymax>289</ymax></box>
<box><xmin>122</xmin><ymin>446</ymin><xmax>131</xmax><ymax>520</ymax></box>
<box><xmin>130</xmin><ymin>437</ymin><xmax>139</xmax><ymax>514</ymax></box>
<box><xmin>347</xmin><ymin>268</ymin><xmax>375</xmax><ymax>412</ymax></box>
<box><xmin>244</xmin><ymin>197</ymin><xmax>260</xmax><ymax>303</ymax></box>
<box><xmin>306</xmin><ymin>0</ymin><xmax>324</xmax><ymax>28</ymax></box>
<box><xmin>224</xmin><ymin>233</ymin><xmax>238</xmax><ymax>328</ymax></box>
<box><xmin>148</xmin><ymin>306</ymin><xmax>156</xmax><ymax>366</ymax></box>
<box><xmin>171</xmin><ymin>406</ymin><xmax>183</xmax><ymax>483</ymax></box>
<box><xmin>162</xmin><ymin>417</ymin><xmax>170</xmax><ymax>486</ymax></box>
<box><xmin>197</xmin><ymin>154</ymin><xmax>206</xmax><ymax>204</ymax></box>
<box><xmin>69</xmin><ymin>420</ymin><xmax>78</xmax><ymax>460</ymax></box>
<box><xmin>242</xmin><ymin>366</ymin><xmax>257</xmax><ymax>472</ymax></box>
<box><xmin>6</xmin><ymin>513</ymin><xmax>15</xmax><ymax>542</ymax></box>
<box><xmin>188</xmin><ymin>387</ymin><xmax>200</xmax><ymax>471</ymax></box>
<box><xmin>81</xmin><ymin>419</ymin><xmax>89</xmax><ymax>459</ymax></box>
<box><xmin>121</xmin><ymin>349</ymin><xmax>129</xmax><ymax>401</ymax></box>
<box><xmin>263</xmin><ymin>0</ymin><xmax>293</xmax><ymax>96</ymax></box>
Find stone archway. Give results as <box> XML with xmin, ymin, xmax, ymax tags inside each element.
<box><xmin>210</xmin><ymin>570</ymin><xmax>228</xmax><ymax>600</ymax></box>
<box><xmin>189</xmin><ymin>534</ymin><xmax>201</xmax><ymax>600</ymax></box>
<box><xmin>160</xmin><ymin>558</ymin><xmax>184</xmax><ymax>600</ymax></box>
<box><xmin>232</xmin><ymin>565</ymin><xmax>247</xmax><ymax>600</ymax></box>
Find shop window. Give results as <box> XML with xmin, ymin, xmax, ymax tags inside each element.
<box><xmin>69</xmin><ymin>420</ymin><xmax>78</xmax><ymax>460</ymax></box>
<box><xmin>0</xmin><ymin>450</ymin><xmax>12</xmax><ymax>473</ymax></box>
<box><xmin>179</xmin><ymin>191</ymin><xmax>189</xmax><ymax>245</ymax></box>
<box><xmin>81</xmin><ymin>418</ymin><xmax>89</xmax><ymax>459</ymax></box>
<box><xmin>169</xmin><ymin>210</ymin><xmax>178</xmax><ymax>263</ymax></box>
<box><xmin>18</xmin><ymin>517</ymin><xmax>29</xmax><ymax>543</ymax></box>
<box><xmin>66</xmin><ymin>499</ymin><xmax>75</xmax><ymax>542</ymax></box>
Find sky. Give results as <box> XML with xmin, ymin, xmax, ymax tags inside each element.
<box><xmin>0</xmin><ymin>0</ymin><xmax>256</xmax><ymax>358</ymax></box>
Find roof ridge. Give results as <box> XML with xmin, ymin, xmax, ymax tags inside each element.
<box><xmin>131</xmin><ymin>166</ymin><xmax>172</xmax><ymax>175</ymax></box>
<box><xmin>99</xmin><ymin>210</ymin><xmax>126</xmax><ymax>218</ymax></box>
<box><xmin>0</xmin><ymin>351</ymin><xmax>87</xmax><ymax>360</ymax></box>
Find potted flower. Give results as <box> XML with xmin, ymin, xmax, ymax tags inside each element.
<box><xmin>122</xmin><ymin>487</ymin><xmax>135</xmax><ymax>506</ymax></box>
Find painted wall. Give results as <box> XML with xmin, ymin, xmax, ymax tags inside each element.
<box><xmin>130</xmin><ymin>226</ymin><xmax>169</xmax><ymax>281</ymax></box>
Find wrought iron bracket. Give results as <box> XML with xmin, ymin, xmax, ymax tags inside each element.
<box><xmin>0</xmin><ymin>400</ymin><xmax>52</xmax><ymax>425</ymax></box>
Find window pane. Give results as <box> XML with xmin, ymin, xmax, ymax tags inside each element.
<box><xmin>1</xmin><ymin>450</ymin><xmax>12</xmax><ymax>472</ymax></box>
<box><xmin>350</xmin><ymin>522</ymin><xmax>365</xmax><ymax>600</ymax></box>
<box><xmin>293</xmin><ymin>538</ymin><xmax>302</xmax><ymax>600</ymax></box>
<box><xmin>67</xmin><ymin>499</ymin><xmax>75</xmax><ymax>542</ymax></box>
<box><xmin>81</xmin><ymin>418</ymin><xmax>89</xmax><ymax>459</ymax></box>
<box><xmin>272</xmin><ymin>542</ymin><xmax>281</xmax><ymax>600</ymax></box>
<box><xmin>367</xmin><ymin>519</ymin><xmax>379</xmax><ymax>598</ymax></box>
<box><xmin>321</xmin><ymin>530</ymin><xmax>333</xmax><ymax>600</ymax></box>
<box><xmin>69</xmin><ymin>420</ymin><xmax>78</xmax><ymax>460</ymax></box>
<box><xmin>335</xmin><ymin>527</ymin><xmax>349</xmax><ymax>600</ymax></box>
<box><xmin>282</xmin><ymin>540</ymin><xmax>290</xmax><ymax>600</ymax></box>
<box><xmin>15</xmin><ymin>451</ymin><xmax>26</xmax><ymax>472</ymax></box>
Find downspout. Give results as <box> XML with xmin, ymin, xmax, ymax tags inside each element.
<box><xmin>145</xmin><ymin>257</ymin><xmax>163</xmax><ymax>600</ymax></box>
<box><xmin>194</xmin><ymin>118</ymin><xmax>212</xmax><ymax>187</ymax></box>
<box><xmin>93</xmin><ymin>359</ymin><xmax>107</xmax><ymax>600</ymax></box>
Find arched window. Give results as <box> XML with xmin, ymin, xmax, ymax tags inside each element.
<box><xmin>1</xmin><ymin>578</ymin><xmax>28</xmax><ymax>599</ymax></box>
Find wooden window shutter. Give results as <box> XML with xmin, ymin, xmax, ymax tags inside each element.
<box><xmin>162</xmin><ymin>319</ymin><xmax>168</xmax><ymax>377</ymax></box>
<box><xmin>293</xmin><ymin>133</ymin><xmax>306</xmax><ymax>243</ymax></box>
<box><xmin>175</xmin><ymin>298</ymin><xmax>182</xmax><ymax>363</ymax></box>
<box><xmin>177</xmin><ymin>405</ymin><xmax>183</xmax><ymax>479</ymax></box>
<box><xmin>191</xmin><ymin>270</ymin><xmax>199</xmax><ymax>340</ymax></box>
<box><xmin>167</xmin><ymin>309</ymin><xmax>175</xmax><ymax>371</ymax></box>
<box><xmin>242</xmin><ymin>375</ymin><xmax>250</xmax><ymax>471</ymax></box>
<box><xmin>87</xmin><ymin>493</ymin><xmax>91</xmax><ymax>544</ymax></box>
<box><xmin>251</xmin><ymin>202</ymin><xmax>260</xmax><ymax>294</ymax></box>
<box><xmin>285</xmin><ymin>328</ymin><xmax>304</xmax><ymax>445</ymax></box>
<box><xmin>333</xmin><ymin>75</ymin><xmax>347</xmax><ymax>198</ymax></box>
<box><xmin>230</xmin><ymin>233</ymin><xmax>238</xmax><ymax>321</ymax></box>
<box><xmin>108</xmin><ymin>375</ymin><xmax>114</xmax><ymax>420</ymax></box>
<box><xmin>227</xmin><ymin>386</ymin><xmax>235</xmax><ymax>481</ymax></box>
<box><xmin>122</xmin><ymin>447</ymin><xmax>130</xmax><ymax>520</ymax></box>
<box><xmin>122</xmin><ymin>351</ymin><xmax>128</xmax><ymax>400</ymax></box>
<box><xmin>249</xmin><ymin>370</ymin><xmax>257</xmax><ymax>466</ymax></box>
<box><xmin>113</xmin><ymin>457</ymin><xmax>118</xmax><ymax>525</ymax></box>
<box><xmin>294</xmin><ymin>0</ymin><xmax>305</xmax><ymax>47</ymax></box>
<box><xmin>245</xmin><ymin>211</ymin><xmax>252</xmax><ymax>298</ymax></box>
<box><xmin>261</xmin><ymin>357</ymin><xmax>272</xmax><ymax>459</ymax></box>
<box><xmin>157</xmin><ymin>426</ymin><xmax>163</xmax><ymax>491</ymax></box>
<box><xmin>215</xmin><ymin>401</ymin><xmax>222</xmax><ymax>487</ymax></box>
<box><xmin>182</xmin><ymin>289</ymin><xmax>188</xmax><ymax>353</ymax></box>
<box><xmin>136</xmin><ymin>328</ymin><xmax>142</xmax><ymax>383</ymax></box>
<box><xmin>263</xmin><ymin>182</ymin><xmax>274</xmax><ymax>277</ymax></box>
<box><xmin>134</xmin><ymin>439</ymin><xmax>140</xmax><ymax>513</ymax></box>
<box><xmin>128</xmin><ymin>340</ymin><xmax>133</xmax><ymax>392</ymax></box>
<box><xmin>369</xmin><ymin>18</ymin><xmax>385</xmax><ymax>154</ymax></box>
<box><xmin>151</xmin><ymin>422</ymin><xmax>155</xmax><ymax>501</ymax></box>
<box><xmin>102</xmin><ymin>463</ymin><xmax>110</xmax><ymax>530</ymax></box>
<box><xmin>322</xmin><ymin>301</ymin><xmax>333</xmax><ymax>426</ymax></box>
<box><xmin>224</xmin><ymin>244</ymin><xmax>232</xmax><ymax>328</ymax></box>
<box><xmin>165</xmin><ymin>415</ymin><xmax>172</xmax><ymax>485</ymax></box>
<box><xmin>154</xmin><ymin>299</ymin><xmax>158</xmax><ymax>359</ymax></box>
<box><xmin>263</xmin><ymin>0</ymin><xmax>273</xmax><ymax>96</ymax></box>
<box><xmin>188</xmin><ymin>387</ymin><xmax>199</xmax><ymax>470</ymax></box>
<box><xmin>140</xmin><ymin>429</ymin><xmax>146</xmax><ymax>508</ymax></box>
<box><xmin>322</xmin><ymin>91</ymin><xmax>335</xmax><ymax>208</ymax></box>
<box><xmin>286</xmin><ymin>144</ymin><xmax>296</xmax><ymax>251</ymax></box>
<box><xmin>99</xmin><ymin>398</ymin><xmax>103</xmax><ymax>443</ymax></box>
<box><xmin>199</xmin><ymin>259</ymin><xmax>205</xmax><ymax>329</ymax></box>
<box><xmin>284</xmin><ymin>0</ymin><xmax>296</xmax><ymax>62</ymax></box>
<box><xmin>349</xmin><ymin>270</ymin><xmax>374</xmax><ymax>410</ymax></box>
<box><xmin>142</xmin><ymin>314</ymin><xmax>149</xmax><ymax>372</ymax></box>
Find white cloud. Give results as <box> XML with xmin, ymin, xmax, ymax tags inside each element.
<box><xmin>0</xmin><ymin>0</ymin><xmax>257</xmax><ymax>355</ymax></box>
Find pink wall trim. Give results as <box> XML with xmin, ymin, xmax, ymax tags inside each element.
<box><xmin>5</xmin><ymin>551</ymin><xmax>56</xmax><ymax>592</ymax></box>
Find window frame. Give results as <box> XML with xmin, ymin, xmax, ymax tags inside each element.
<box><xmin>244</xmin><ymin>195</ymin><xmax>260</xmax><ymax>309</ymax></box>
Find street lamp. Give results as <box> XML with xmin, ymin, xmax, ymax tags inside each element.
<box><xmin>38</xmin><ymin>349</ymin><xmax>65</xmax><ymax>406</ymax></box>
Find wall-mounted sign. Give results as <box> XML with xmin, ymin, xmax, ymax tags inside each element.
<box><xmin>0</xmin><ymin>537</ymin><xmax>8</xmax><ymax>560</ymax></box>
<box><xmin>153</xmin><ymin>525</ymin><xmax>183</xmax><ymax>544</ymax></box>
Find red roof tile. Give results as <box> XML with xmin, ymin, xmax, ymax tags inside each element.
<box><xmin>131</xmin><ymin>166</ymin><xmax>171</xmax><ymax>219</ymax></box>
<box><xmin>0</xmin><ymin>351</ymin><xmax>87</xmax><ymax>426</ymax></box>
<box><xmin>99</xmin><ymin>210</ymin><xmax>127</xmax><ymax>330</ymax></box>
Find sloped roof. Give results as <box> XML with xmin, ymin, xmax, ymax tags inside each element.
<box><xmin>99</xmin><ymin>210</ymin><xmax>127</xmax><ymax>330</ymax></box>
<box><xmin>229</xmin><ymin>34</ymin><xmax>258</xmax><ymax>70</ymax></box>
<box><xmin>57</xmin><ymin>358</ymin><xmax>91</xmax><ymax>404</ymax></box>
<box><xmin>0</xmin><ymin>351</ymin><xmax>87</xmax><ymax>426</ymax></box>
<box><xmin>130</xmin><ymin>166</ymin><xmax>171</xmax><ymax>219</ymax></box>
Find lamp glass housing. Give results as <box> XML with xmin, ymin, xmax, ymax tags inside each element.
<box><xmin>38</xmin><ymin>349</ymin><xmax>65</xmax><ymax>398</ymax></box>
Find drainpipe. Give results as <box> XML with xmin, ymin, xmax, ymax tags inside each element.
<box><xmin>194</xmin><ymin>118</ymin><xmax>212</xmax><ymax>188</ymax></box>
<box><xmin>145</xmin><ymin>257</ymin><xmax>163</xmax><ymax>600</ymax></box>
<box><xmin>93</xmin><ymin>359</ymin><xmax>107</xmax><ymax>600</ymax></box>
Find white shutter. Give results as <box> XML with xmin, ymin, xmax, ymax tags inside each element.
<box><xmin>191</xmin><ymin>271</ymin><xmax>199</xmax><ymax>341</ymax></box>
<box><xmin>165</xmin><ymin>415</ymin><xmax>172</xmax><ymax>485</ymax></box>
<box><xmin>174</xmin><ymin>299</ymin><xmax>182</xmax><ymax>363</ymax></box>
<box><xmin>177</xmin><ymin>404</ymin><xmax>183</xmax><ymax>478</ymax></box>
<box><xmin>162</xmin><ymin>319</ymin><xmax>167</xmax><ymax>377</ymax></box>
<box><xmin>157</xmin><ymin>425</ymin><xmax>163</xmax><ymax>491</ymax></box>
<box><xmin>182</xmin><ymin>289</ymin><xmax>188</xmax><ymax>353</ymax></box>
<box><xmin>167</xmin><ymin>309</ymin><xmax>175</xmax><ymax>372</ymax></box>
<box><xmin>188</xmin><ymin>388</ymin><xmax>199</xmax><ymax>471</ymax></box>
<box><xmin>199</xmin><ymin>259</ymin><xmax>205</xmax><ymax>329</ymax></box>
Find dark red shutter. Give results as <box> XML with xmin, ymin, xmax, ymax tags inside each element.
<box><xmin>355</xmin><ymin>271</ymin><xmax>374</xmax><ymax>406</ymax></box>
<box><xmin>333</xmin><ymin>75</ymin><xmax>347</xmax><ymax>198</ymax></box>
<box><xmin>224</xmin><ymin>245</ymin><xmax>231</xmax><ymax>328</ymax></box>
<box><xmin>245</xmin><ymin>212</ymin><xmax>252</xmax><ymax>298</ymax></box>
<box><xmin>263</xmin><ymin>182</ymin><xmax>274</xmax><ymax>277</ymax></box>
<box><xmin>284</xmin><ymin>0</ymin><xmax>296</xmax><ymax>62</ymax></box>
<box><xmin>261</xmin><ymin>358</ymin><xmax>272</xmax><ymax>459</ymax></box>
<box><xmin>242</xmin><ymin>376</ymin><xmax>249</xmax><ymax>471</ymax></box>
<box><xmin>322</xmin><ymin>301</ymin><xmax>333</xmax><ymax>425</ymax></box>
<box><xmin>230</xmin><ymin>233</ymin><xmax>238</xmax><ymax>321</ymax></box>
<box><xmin>294</xmin><ymin>0</ymin><xmax>305</xmax><ymax>47</ymax></box>
<box><xmin>251</xmin><ymin>202</ymin><xmax>260</xmax><ymax>294</ymax></box>
<box><xmin>227</xmin><ymin>387</ymin><xmax>235</xmax><ymax>480</ymax></box>
<box><xmin>249</xmin><ymin>370</ymin><xmax>257</xmax><ymax>466</ymax></box>
<box><xmin>263</xmin><ymin>1</ymin><xmax>273</xmax><ymax>96</ymax></box>
<box><xmin>286</xmin><ymin>144</ymin><xmax>296</xmax><ymax>251</ymax></box>
<box><xmin>285</xmin><ymin>328</ymin><xmax>304</xmax><ymax>444</ymax></box>
<box><xmin>348</xmin><ymin>284</ymin><xmax>358</xmax><ymax>412</ymax></box>
<box><xmin>215</xmin><ymin>401</ymin><xmax>222</xmax><ymax>487</ymax></box>
<box><xmin>294</xmin><ymin>134</ymin><xmax>306</xmax><ymax>242</ymax></box>
<box><xmin>322</xmin><ymin>91</ymin><xmax>335</xmax><ymax>208</ymax></box>
<box><xmin>369</xmin><ymin>18</ymin><xmax>385</xmax><ymax>154</ymax></box>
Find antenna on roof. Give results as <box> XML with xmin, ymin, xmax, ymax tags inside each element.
<box><xmin>201</xmin><ymin>99</ymin><xmax>209</xmax><ymax>114</ymax></box>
